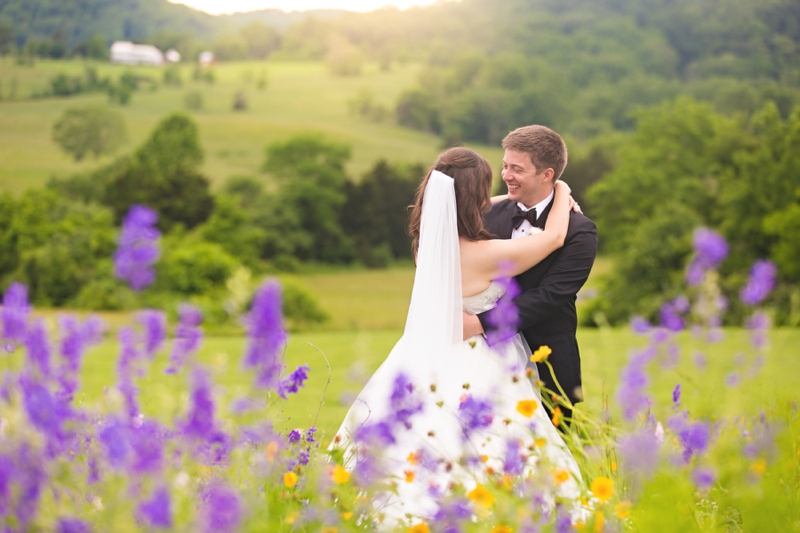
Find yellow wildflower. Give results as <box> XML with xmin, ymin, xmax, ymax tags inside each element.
<box><xmin>332</xmin><ymin>465</ymin><xmax>350</xmax><ymax>484</ymax></box>
<box><xmin>552</xmin><ymin>469</ymin><xmax>571</xmax><ymax>485</ymax></box>
<box><xmin>491</xmin><ymin>525</ymin><xmax>513</xmax><ymax>533</ymax></box>
<box><xmin>610</xmin><ymin>461</ymin><xmax>617</xmax><ymax>471</ymax></box>
<box><xmin>285</xmin><ymin>512</ymin><xmax>299</xmax><ymax>524</ymax></box>
<box><xmin>283</xmin><ymin>471</ymin><xmax>298</xmax><ymax>488</ymax></box>
<box><xmin>534</xmin><ymin>437</ymin><xmax>547</xmax><ymax>448</ymax></box>
<box><xmin>404</xmin><ymin>470</ymin><xmax>415</xmax><ymax>482</ymax></box>
<box><xmin>322</xmin><ymin>528</ymin><xmax>337</xmax><ymax>533</ymax></box>
<box><xmin>530</xmin><ymin>345</ymin><xmax>552</xmax><ymax>362</ymax></box>
<box><xmin>265</xmin><ymin>441</ymin><xmax>279</xmax><ymax>462</ymax></box>
<box><xmin>590</xmin><ymin>476</ymin><xmax>614</xmax><ymax>502</ymax></box>
<box><xmin>341</xmin><ymin>512</ymin><xmax>354</xmax><ymax>520</ymax></box>
<box><xmin>467</xmin><ymin>484</ymin><xmax>495</xmax><ymax>509</ymax></box>
<box><xmin>751</xmin><ymin>458</ymin><xmax>767</xmax><ymax>475</ymax></box>
<box><xmin>516</xmin><ymin>399</ymin><xmax>539</xmax><ymax>418</ymax></box>
<box><xmin>480</xmin><ymin>454</ymin><xmax>489</xmax><ymax>463</ymax></box>
<box><xmin>407</xmin><ymin>452</ymin><xmax>419</xmax><ymax>465</ymax></box>
<box><xmin>594</xmin><ymin>511</ymin><xmax>604</xmax><ymax>532</ymax></box>
<box><xmin>551</xmin><ymin>406</ymin><xmax>563</xmax><ymax>427</ymax></box>
<box><xmin>502</xmin><ymin>474</ymin><xmax>513</xmax><ymax>489</ymax></box>
<box><xmin>615</xmin><ymin>500</ymin><xmax>632</xmax><ymax>519</ymax></box>
<box><xmin>407</xmin><ymin>523</ymin><xmax>430</xmax><ymax>533</ymax></box>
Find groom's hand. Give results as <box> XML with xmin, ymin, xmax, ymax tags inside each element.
<box><xmin>463</xmin><ymin>312</ymin><xmax>485</xmax><ymax>340</ymax></box>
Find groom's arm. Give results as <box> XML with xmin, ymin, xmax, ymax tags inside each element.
<box><xmin>475</xmin><ymin>218</ymin><xmax>597</xmax><ymax>340</ymax></box>
<box><xmin>512</xmin><ymin>222</ymin><xmax>596</xmax><ymax>332</ymax></box>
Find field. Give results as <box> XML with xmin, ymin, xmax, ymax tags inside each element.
<box><xmin>0</xmin><ymin>57</ymin><xmax>505</xmax><ymax>193</ymax></box>
<box><xmin>35</xmin><ymin>262</ymin><xmax>795</xmax><ymax>440</ymax></box>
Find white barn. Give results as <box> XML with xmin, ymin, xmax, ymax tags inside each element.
<box><xmin>110</xmin><ymin>41</ymin><xmax>164</xmax><ymax>66</ymax></box>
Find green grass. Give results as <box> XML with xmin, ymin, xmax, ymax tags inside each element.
<box><xmin>0</xmin><ymin>57</ymin><xmax>505</xmax><ymax>193</ymax></box>
<box><xmin>64</xmin><ymin>326</ymin><xmax>800</xmax><ymax>445</ymax></box>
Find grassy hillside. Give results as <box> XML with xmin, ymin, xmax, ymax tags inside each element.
<box><xmin>0</xmin><ymin>57</ymin><xmax>504</xmax><ymax>193</ymax></box>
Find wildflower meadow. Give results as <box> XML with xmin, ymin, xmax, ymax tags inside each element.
<box><xmin>0</xmin><ymin>205</ymin><xmax>798</xmax><ymax>533</ymax></box>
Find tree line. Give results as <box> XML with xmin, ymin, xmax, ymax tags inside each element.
<box><xmin>2</xmin><ymin>112</ymin><xmax>421</xmax><ymax>323</ymax></box>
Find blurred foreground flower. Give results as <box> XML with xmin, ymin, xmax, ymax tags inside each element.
<box><xmin>113</xmin><ymin>205</ymin><xmax>161</xmax><ymax>291</ymax></box>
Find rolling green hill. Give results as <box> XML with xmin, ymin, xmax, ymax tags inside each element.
<box><xmin>0</xmin><ymin>57</ymin><xmax>503</xmax><ymax>193</ymax></box>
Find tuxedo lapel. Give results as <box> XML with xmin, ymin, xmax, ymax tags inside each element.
<box><xmin>533</xmin><ymin>201</ymin><xmax>554</xmax><ymax>229</ymax></box>
<box><xmin>485</xmin><ymin>200</ymin><xmax>516</xmax><ymax>239</ymax></box>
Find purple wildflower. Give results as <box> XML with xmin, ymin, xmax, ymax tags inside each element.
<box><xmin>554</xmin><ymin>509</ymin><xmax>573</xmax><ymax>533</ymax></box>
<box><xmin>138</xmin><ymin>310</ymin><xmax>166</xmax><ymax>359</ymax></box>
<box><xmin>355</xmin><ymin>421</ymin><xmax>395</xmax><ymax>446</ymax></box>
<box><xmin>726</xmin><ymin>372</ymin><xmax>740</xmax><ymax>387</ymax></box>
<box><xmin>57</xmin><ymin>517</ymin><xmax>92</xmax><ymax>533</ymax></box>
<box><xmin>433</xmin><ymin>497</ymin><xmax>472</xmax><ymax>526</ymax></box>
<box><xmin>297</xmin><ymin>450</ymin><xmax>310</xmax><ymax>466</ymax></box>
<box><xmin>0</xmin><ymin>454</ymin><xmax>13</xmax><ymax>516</ymax></box>
<box><xmin>138</xmin><ymin>486</ymin><xmax>173</xmax><ymax>528</ymax></box>
<box><xmin>659</xmin><ymin>300</ymin><xmax>685</xmax><ymax>332</ymax></box>
<box><xmin>1</xmin><ymin>282</ymin><xmax>30</xmax><ymax>342</ymax></box>
<box><xmin>457</xmin><ymin>395</ymin><xmax>494</xmax><ymax>439</ymax></box>
<box><xmin>183</xmin><ymin>366</ymin><xmax>216</xmax><ymax>440</ymax></box>
<box><xmin>306</xmin><ymin>426</ymin><xmax>316</xmax><ymax>443</ymax></box>
<box><xmin>669</xmin><ymin>416</ymin><xmax>711</xmax><ymax>462</ymax></box>
<box><xmin>616</xmin><ymin>348</ymin><xmax>655</xmax><ymax>421</ymax></box>
<box><xmin>200</xmin><ymin>482</ymin><xmax>242</xmax><ymax>533</ymax></box>
<box><xmin>20</xmin><ymin>377</ymin><xmax>60</xmax><ymax>436</ymax></box>
<box><xmin>503</xmin><ymin>438</ymin><xmax>525</xmax><ymax>475</ymax></box>
<box><xmin>98</xmin><ymin>416</ymin><xmax>131</xmax><ymax>468</ymax></box>
<box><xmin>24</xmin><ymin>320</ymin><xmax>51</xmax><ymax>378</ymax></box>
<box><xmin>130</xmin><ymin>419</ymin><xmax>164</xmax><ymax>474</ymax></box>
<box><xmin>629</xmin><ymin>316</ymin><xmax>651</xmax><ymax>334</ymax></box>
<box><xmin>287</xmin><ymin>430</ymin><xmax>302</xmax><ymax>443</ymax></box>
<box><xmin>117</xmin><ymin>327</ymin><xmax>140</xmax><ymax>419</ymax></box>
<box><xmin>388</xmin><ymin>373</ymin><xmax>424</xmax><ymax>428</ymax></box>
<box><xmin>165</xmin><ymin>304</ymin><xmax>203</xmax><ymax>374</ymax></box>
<box><xmin>672</xmin><ymin>384</ymin><xmax>681</xmax><ymax>406</ymax></box>
<box><xmin>58</xmin><ymin>315</ymin><xmax>85</xmax><ymax>374</ymax></box>
<box><xmin>244</xmin><ymin>280</ymin><xmax>287</xmax><ymax>389</ymax></box>
<box><xmin>746</xmin><ymin>311</ymin><xmax>771</xmax><ymax>350</ymax></box>
<box><xmin>14</xmin><ymin>446</ymin><xmax>46</xmax><ymax>528</ymax></box>
<box><xmin>114</xmin><ymin>205</ymin><xmax>161</xmax><ymax>291</ymax></box>
<box><xmin>81</xmin><ymin>315</ymin><xmax>106</xmax><ymax>346</ymax></box>
<box><xmin>485</xmin><ymin>275</ymin><xmax>521</xmax><ymax>347</ymax></box>
<box><xmin>687</xmin><ymin>228</ymin><xmax>728</xmax><ymax>285</ymax></box>
<box><xmin>692</xmin><ymin>466</ymin><xmax>716</xmax><ymax>492</ymax></box>
<box><xmin>618</xmin><ymin>429</ymin><xmax>661</xmax><ymax>477</ymax></box>
<box><xmin>740</xmin><ymin>260</ymin><xmax>777</xmax><ymax>306</ymax></box>
<box><xmin>277</xmin><ymin>364</ymin><xmax>310</xmax><ymax>399</ymax></box>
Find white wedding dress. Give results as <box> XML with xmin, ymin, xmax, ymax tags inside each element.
<box><xmin>332</xmin><ymin>171</ymin><xmax>582</xmax><ymax>524</ymax></box>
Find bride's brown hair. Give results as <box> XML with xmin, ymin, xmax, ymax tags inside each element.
<box><xmin>409</xmin><ymin>147</ymin><xmax>493</xmax><ymax>256</ymax></box>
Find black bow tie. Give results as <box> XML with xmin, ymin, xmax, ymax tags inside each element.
<box><xmin>511</xmin><ymin>206</ymin><xmax>538</xmax><ymax>230</ymax></box>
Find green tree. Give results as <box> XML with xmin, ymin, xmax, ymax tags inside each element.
<box><xmin>199</xmin><ymin>195</ymin><xmax>266</xmax><ymax>269</ymax></box>
<box><xmin>340</xmin><ymin>160</ymin><xmax>420</xmax><ymax>266</ymax></box>
<box><xmin>52</xmin><ymin>105</ymin><xmax>127</xmax><ymax>162</ymax></box>
<box><xmin>261</xmin><ymin>133</ymin><xmax>354</xmax><ymax>262</ymax></box>
<box><xmin>102</xmin><ymin>113</ymin><xmax>214</xmax><ymax>231</ymax></box>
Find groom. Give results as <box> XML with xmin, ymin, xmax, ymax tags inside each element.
<box><xmin>464</xmin><ymin>125</ymin><xmax>597</xmax><ymax>426</ymax></box>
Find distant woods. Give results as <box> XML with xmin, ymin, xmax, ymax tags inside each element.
<box><xmin>24</xmin><ymin>112</ymin><xmax>420</xmax><ymax>315</ymax></box>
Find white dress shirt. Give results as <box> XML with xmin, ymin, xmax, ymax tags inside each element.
<box><xmin>510</xmin><ymin>189</ymin><xmax>555</xmax><ymax>240</ymax></box>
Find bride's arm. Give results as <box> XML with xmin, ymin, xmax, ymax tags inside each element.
<box><xmin>491</xmin><ymin>194</ymin><xmax>508</xmax><ymax>204</ymax></box>
<box><xmin>468</xmin><ymin>181</ymin><xmax>571</xmax><ymax>279</ymax></box>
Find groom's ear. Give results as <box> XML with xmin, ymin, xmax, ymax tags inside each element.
<box><xmin>543</xmin><ymin>168</ymin><xmax>556</xmax><ymax>182</ymax></box>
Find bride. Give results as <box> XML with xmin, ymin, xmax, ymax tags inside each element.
<box><xmin>331</xmin><ymin>147</ymin><xmax>583</xmax><ymax>525</ymax></box>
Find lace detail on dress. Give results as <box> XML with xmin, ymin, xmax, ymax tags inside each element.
<box><xmin>462</xmin><ymin>280</ymin><xmax>506</xmax><ymax>315</ymax></box>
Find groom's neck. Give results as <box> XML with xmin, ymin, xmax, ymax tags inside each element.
<box><xmin>519</xmin><ymin>187</ymin><xmax>554</xmax><ymax>210</ymax></box>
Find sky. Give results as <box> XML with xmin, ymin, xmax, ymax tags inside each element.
<box><xmin>168</xmin><ymin>0</ymin><xmax>442</xmax><ymax>15</ymax></box>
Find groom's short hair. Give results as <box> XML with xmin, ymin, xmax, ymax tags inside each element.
<box><xmin>502</xmin><ymin>125</ymin><xmax>568</xmax><ymax>180</ymax></box>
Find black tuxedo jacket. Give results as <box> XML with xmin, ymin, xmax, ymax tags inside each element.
<box><xmin>477</xmin><ymin>199</ymin><xmax>597</xmax><ymax>408</ymax></box>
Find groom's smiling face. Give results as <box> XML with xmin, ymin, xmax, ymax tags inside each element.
<box><xmin>502</xmin><ymin>149</ymin><xmax>553</xmax><ymax>208</ymax></box>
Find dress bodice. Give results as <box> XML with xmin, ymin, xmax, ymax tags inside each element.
<box><xmin>462</xmin><ymin>280</ymin><xmax>506</xmax><ymax>315</ymax></box>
